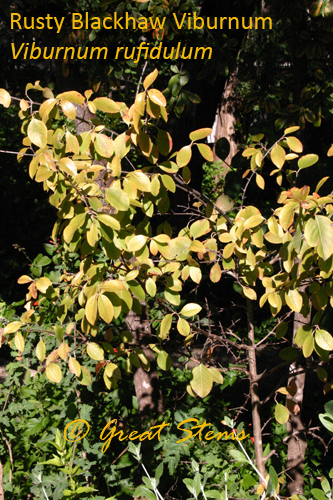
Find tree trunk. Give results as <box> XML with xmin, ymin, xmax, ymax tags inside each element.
<box><xmin>125</xmin><ymin>308</ymin><xmax>164</xmax><ymax>417</ymax></box>
<box><xmin>211</xmin><ymin>73</ymin><xmax>239</xmax><ymax>168</ymax></box>
<box><xmin>286</xmin><ymin>305</ymin><xmax>309</xmax><ymax>496</ymax></box>
<box><xmin>247</xmin><ymin>299</ymin><xmax>266</xmax><ymax>484</ymax></box>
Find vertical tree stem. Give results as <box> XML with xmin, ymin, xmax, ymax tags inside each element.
<box><xmin>247</xmin><ymin>298</ymin><xmax>266</xmax><ymax>483</ymax></box>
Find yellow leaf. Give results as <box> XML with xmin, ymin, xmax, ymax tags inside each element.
<box><xmin>94</xmin><ymin>133</ymin><xmax>114</xmax><ymax>158</ymax></box>
<box><xmin>147</xmin><ymin>88</ymin><xmax>166</xmax><ymax>107</ymax></box>
<box><xmin>0</xmin><ymin>88</ymin><xmax>11</xmax><ymax>108</ymax></box>
<box><xmin>93</xmin><ymin>97</ymin><xmax>119</xmax><ymax>113</ymax></box>
<box><xmin>46</xmin><ymin>363</ymin><xmax>62</xmax><ymax>383</ymax></box>
<box><xmin>210</xmin><ymin>263</ymin><xmax>222</xmax><ymax>283</ymax></box>
<box><xmin>177</xmin><ymin>317</ymin><xmax>190</xmax><ymax>336</ymax></box>
<box><xmin>17</xmin><ymin>275</ymin><xmax>33</xmax><ymax>284</ymax></box>
<box><xmin>56</xmin><ymin>91</ymin><xmax>85</xmax><ymax>104</ymax></box>
<box><xmin>87</xmin><ymin>342</ymin><xmax>104</xmax><ymax>361</ymax></box>
<box><xmin>275</xmin><ymin>403</ymin><xmax>289</xmax><ymax>424</ymax></box>
<box><xmin>36</xmin><ymin>277</ymin><xmax>52</xmax><ymax>293</ymax></box>
<box><xmin>60</xmin><ymin>99</ymin><xmax>76</xmax><ymax>120</ymax></box>
<box><xmin>179</xmin><ymin>303</ymin><xmax>202</xmax><ymax>317</ymax></box>
<box><xmin>190</xmin><ymin>364</ymin><xmax>213</xmax><ymax>398</ymax></box>
<box><xmin>176</xmin><ymin>145</ymin><xmax>192</xmax><ymax>168</ymax></box>
<box><xmin>129</xmin><ymin>171</ymin><xmax>151</xmax><ymax>192</ymax></box>
<box><xmin>28</xmin><ymin>118</ymin><xmax>47</xmax><ymax>149</ymax></box>
<box><xmin>58</xmin><ymin>342</ymin><xmax>70</xmax><ymax>361</ymax></box>
<box><xmin>36</xmin><ymin>339</ymin><xmax>46</xmax><ymax>362</ymax></box>
<box><xmin>196</xmin><ymin>143</ymin><xmax>213</xmax><ymax>162</ymax></box>
<box><xmin>286</xmin><ymin>136</ymin><xmax>303</xmax><ymax>153</ymax></box>
<box><xmin>285</xmin><ymin>289</ymin><xmax>303</xmax><ymax>313</ymax></box>
<box><xmin>256</xmin><ymin>173</ymin><xmax>265</xmax><ymax>189</ymax></box>
<box><xmin>15</xmin><ymin>331</ymin><xmax>25</xmax><ymax>352</ymax></box>
<box><xmin>189</xmin><ymin>128</ymin><xmax>212</xmax><ymax>141</ymax></box>
<box><xmin>85</xmin><ymin>294</ymin><xmax>98</xmax><ymax>325</ymax></box>
<box><xmin>4</xmin><ymin>321</ymin><xmax>22</xmax><ymax>334</ymax></box>
<box><xmin>143</xmin><ymin>68</ymin><xmax>158</xmax><ymax>90</ymax></box>
<box><xmin>98</xmin><ymin>294</ymin><xmax>114</xmax><ymax>324</ymax></box>
<box><xmin>68</xmin><ymin>356</ymin><xmax>81</xmax><ymax>377</ymax></box>
<box><xmin>271</xmin><ymin>143</ymin><xmax>285</xmax><ymax>169</ymax></box>
<box><xmin>243</xmin><ymin>287</ymin><xmax>257</xmax><ymax>301</ymax></box>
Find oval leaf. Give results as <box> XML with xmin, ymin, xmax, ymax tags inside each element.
<box><xmin>190</xmin><ymin>364</ymin><xmax>213</xmax><ymax>398</ymax></box>
<box><xmin>46</xmin><ymin>363</ymin><xmax>62</xmax><ymax>383</ymax></box>
<box><xmin>87</xmin><ymin>342</ymin><xmax>104</xmax><ymax>361</ymax></box>
<box><xmin>179</xmin><ymin>303</ymin><xmax>202</xmax><ymax>317</ymax></box>
<box><xmin>28</xmin><ymin>118</ymin><xmax>47</xmax><ymax>149</ymax></box>
<box><xmin>0</xmin><ymin>89</ymin><xmax>11</xmax><ymax>108</ymax></box>
<box><xmin>105</xmin><ymin>187</ymin><xmax>130</xmax><ymax>211</ymax></box>
<box><xmin>36</xmin><ymin>339</ymin><xmax>46</xmax><ymax>362</ymax></box>
<box><xmin>315</xmin><ymin>329</ymin><xmax>333</xmax><ymax>351</ymax></box>
<box><xmin>176</xmin><ymin>145</ymin><xmax>192</xmax><ymax>168</ymax></box>
<box><xmin>189</xmin><ymin>128</ymin><xmax>212</xmax><ymax>141</ymax></box>
<box><xmin>275</xmin><ymin>403</ymin><xmax>289</xmax><ymax>424</ymax></box>
<box><xmin>298</xmin><ymin>154</ymin><xmax>319</xmax><ymax>170</ymax></box>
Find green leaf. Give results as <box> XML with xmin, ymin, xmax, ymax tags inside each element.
<box><xmin>275</xmin><ymin>403</ymin><xmax>289</xmax><ymax>424</ymax></box>
<box><xmin>190</xmin><ymin>364</ymin><xmax>213</xmax><ymax>398</ymax></box>
<box><xmin>215</xmin><ymin>137</ymin><xmax>230</xmax><ymax>160</ymax></box>
<box><xmin>229</xmin><ymin>449</ymin><xmax>248</xmax><ymax>464</ymax></box>
<box><xmin>105</xmin><ymin>187</ymin><xmax>130</xmax><ymax>211</ymax></box>
<box><xmin>304</xmin><ymin>215</ymin><xmax>333</xmax><ymax>260</ymax></box>
<box><xmin>318</xmin><ymin>413</ymin><xmax>333</xmax><ymax>433</ymax></box>
<box><xmin>28</xmin><ymin>118</ymin><xmax>47</xmax><ymax>149</ymax></box>
<box><xmin>315</xmin><ymin>329</ymin><xmax>333</xmax><ymax>351</ymax></box>
<box><xmin>180</xmin><ymin>303</ymin><xmax>202</xmax><ymax>317</ymax></box>
<box><xmin>298</xmin><ymin>154</ymin><xmax>319</xmax><ymax>170</ymax></box>
<box><xmin>311</xmin><ymin>489</ymin><xmax>329</xmax><ymax>500</ymax></box>
<box><xmin>157</xmin><ymin>350</ymin><xmax>172</xmax><ymax>370</ymax></box>
<box><xmin>157</xmin><ymin>130</ymin><xmax>173</xmax><ymax>156</ymax></box>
